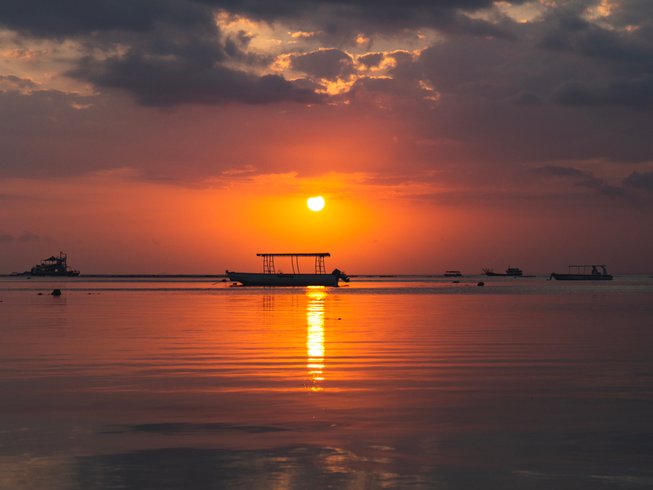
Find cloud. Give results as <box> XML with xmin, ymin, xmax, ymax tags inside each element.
<box><xmin>51</xmin><ymin>5</ymin><xmax>325</xmax><ymax>107</ymax></box>
<box><xmin>289</xmin><ymin>49</ymin><xmax>354</xmax><ymax>80</ymax></box>
<box><xmin>539</xmin><ymin>9</ymin><xmax>653</xmax><ymax>63</ymax></box>
<box><xmin>0</xmin><ymin>75</ymin><xmax>38</xmax><ymax>93</ymax></box>
<box><xmin>624</xmin><ymin>171</ymin><xmax>653</xmax><ymax>193</ymax></box>
<box><xmin>2</xmin><ymin>0</ymin><xmax>653</xmax><ymax>189</ymax></box>
<box><xmin>532</xmin><ymin>165</ymin><xmax>635</xmax><ymax>202</ymax></box>
<box><xmin>2</xmin><ymin>1</ymin><xmax>324</xmax><ymax>107</ymax></box>
<box><xmin>358</xmin><ymin>52</ymin><xmax>384</xmax><ymax>69</ymax></box>
<box><xmin>0</xmin><ymin>0</ymin><xmax>518</xmax><ymax>43</ymax></box>
<box><xmin>553</xmin><ymin>76</ymin><xmax>653</xmax><ymax>108</ymax></box>
<box><xmin>218</xmin><ymin>0</ymin><xmax>516</xmax><ymax>39</ymax></box>
<box><xmin>69</xmin><ymin>54</ymin><xmax>321</xmax><ymax>106</ymax></box>
<box><xmin>0</xmin><ymin>0</ymin><xmax>208</xmax><ymax>37</ymax></box>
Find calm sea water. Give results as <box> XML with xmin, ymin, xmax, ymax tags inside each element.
<box><xmin>1</xmin><ymin>275</ymin><xmax>652</xmax><ymax>489</ymax></box>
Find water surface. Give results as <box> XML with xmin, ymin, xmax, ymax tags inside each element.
<box><xmin>1</xmin><ymin>276</ymin><xmax>652</xmax><ymax>489</ymax></box>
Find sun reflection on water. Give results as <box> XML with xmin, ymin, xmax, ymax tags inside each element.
<box><xmin>306</xmin><ymin>287</ymin><xmax>327</xmax><ymax>391</ymax></box>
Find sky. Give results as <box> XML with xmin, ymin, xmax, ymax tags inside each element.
<box><xmin>1</xmin><ymin>0</ymin><xmax>652</xmax><ymax>274</ymax></box>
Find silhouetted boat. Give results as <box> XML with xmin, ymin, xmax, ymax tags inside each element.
<box><xmin>483</xmin><ymin>267</ymin><xmax>523</xmax><ymax>277</ymax></box>
<box><xmin>26</xmin><ymin>252</ymin><xmax>80</xmax><ymax>277</ymax></box>
<box><xmin>444</xmin><ymin>270</ymin><xmax>462</xmax><ymax>277</ymax></box>
<box><xmin>550</xmin><ymin>264</ymin><xmax>613</xmax><ymax>281</ymax></box>
<box><xmin>226</xmin><ymin>253</ymin><xmax>349</xmax><ymax>286</ymax></box>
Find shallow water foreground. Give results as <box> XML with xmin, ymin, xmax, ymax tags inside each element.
<box><xmin>1</xmin><ymin>277</ymin><xmax>653</xmax><ymax>489</ymax></box>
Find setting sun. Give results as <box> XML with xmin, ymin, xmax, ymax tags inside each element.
<box><xmin>307</xmin><ymin>195</ymin><xmax>325</xmax><ymax>212</ymax></box>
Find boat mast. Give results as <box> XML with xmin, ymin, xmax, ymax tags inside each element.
<box><xmin>262</xmin><ymin>255</ymin><xmax>275</xmax><ymax>274</ymax></box>
<box><xmin>315</xmin><ymin>255</ymin><xmax>326</xmax><ymax>274</ymax></box>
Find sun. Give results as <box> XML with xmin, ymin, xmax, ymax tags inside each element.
<box><xmin>307</xmin><ymin>195</ymin><xmax>325</xmax><ymax>212</ymax></box>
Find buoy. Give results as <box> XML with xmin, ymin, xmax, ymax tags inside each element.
<box><xmin>477</xmin><ymin>281</ymin><xmax>485</xmax><ymax>287</ymax></box>
<box><xmin>51</xmin><ymin>289</ymin><xmax>62</xmax><ymax>296</ymax></box>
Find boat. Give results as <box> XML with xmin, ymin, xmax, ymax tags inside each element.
<box><xmin>550</xmin><ymin>264</ymin><xmax>613</xmax><ymax>281</ymax></box>
<box><xmin>226</xmin><ymin>253</ymin><xmax>350</xmax><ymax>286</ymax></box>
<box><xmin>26</xmin><ymin>251</ymin><xmax>80</xmax><ymax>277</ymax></box>
<box><xmin>483</xmin><ymin>267</ymin><xmax>523</xmax><ymax>277</ymax></box>
<box><xmin>444</xmin><ymin>270</ymin><xmax>462</xmax><ymax>277</ymax></box>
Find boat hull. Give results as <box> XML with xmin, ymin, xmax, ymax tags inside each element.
<box><xmin>226</xmin><ymin>271</ymin><xmax>340</xmax><ymax>287</ymax></box>
<box><xmin>551</xmin><ymin>273</ymin><xmax>613</xmax><ymax>281</ymax></box>
<box><xmin>29</xmin><ymin>271</ymin><xmax>80</xmax><ymax>277</ymax></box>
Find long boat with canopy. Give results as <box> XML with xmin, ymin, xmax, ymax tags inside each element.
<box><xmin>226</xmin><ymin>253</ymin><xmax>350</xmax><ymax>286</ymax></box>
<box><xmin>550</xmin><ymin>264</ymin><xmax>613</xmax><ymax>281</ymax></box>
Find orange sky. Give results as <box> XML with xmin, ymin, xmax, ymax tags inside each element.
<box><xmin>2</xmin><ymin>167</ymin><xmax>650</xmax><ymax>274</ymax></box>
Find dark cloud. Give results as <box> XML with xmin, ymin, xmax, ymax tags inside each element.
<box><xmin>532</xmin><ymin>165</ymin><xmax>635</xmax><ymax>202</ymax></box>
<box><xmin>358</xmin><ymin>52</ymin><xmax>384</xmax><ymax>68</ymax></box>
<box><xmin>54</xmin><ymin>3</ymin><xmax>322</xmax><ymax>107</ymax></box>
<box><xmin>553</xmin><ymin>77</ymin><xmax>653</xmax><ymax>108</ymax></box>
<box><xmin>624</xmin><ymin>171</ymin><xmax>653</xmax><ymax>193</ymax></box>
<box><xmin>418</xmin><ymin>37</ymin><xmax>514</xmax><ymax>97</ymax></box>
<box><xmin>0</xmin><ymin>75</ymin><xmax>38</xmax><ymax>92</ymax></box>
<box><xmin>0</xmin><ymin>0</ymin><xmax>210</xmax><ymax>37</ymax></box>
<box><xmin>0</xmin><ymin>0</ymin><xmax>521</xmax><ymax>40</ymax></box>
<box><xmin>575</xmin><ymin>176</ymin><xmax>631</xmax><ymax>200</ymax></box>
<box><xmin>69</xmin><ymin>54</ymin><xmax>321</xmax><ymax>106</ymax></box>
<box><xmin>289</xmin><ymin>49</ymin><xmax>354</xmax><ymax>80</ymax></box>
<box><xmin>215</xmin><ymin>0</ymin><xmax>516</xmax><ymax>36</ymax></box>
<box><xmin>349</xmin><ymin>75</ymin><xmax>431</xmax><ymax>106</ymax></box>
<box><xmin>539</xmin><ymin>10</ymin><xmax>653</xmax><ymax>64</ymax></box>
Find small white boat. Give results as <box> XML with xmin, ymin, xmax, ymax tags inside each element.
<box><xmin>226</xmin><ymin>253</ymin><xmax>349</xmax><ymax>287</ymax></box>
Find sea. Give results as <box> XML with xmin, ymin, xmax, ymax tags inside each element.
<box><xmin>1</xmin><ymin>275</ymin><xmax>652</xmax><ymax>489</ymax></box>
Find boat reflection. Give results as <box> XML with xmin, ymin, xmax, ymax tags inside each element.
<box><xmin>306</xmin><ymin>287</ymin><xmax>327</xmax><ymax>391</ymax></box>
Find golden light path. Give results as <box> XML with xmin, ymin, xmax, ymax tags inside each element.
<box><xmin>306</xmin><ymin>287</ymin><xmax>327</xmax><ymax>391</ymax></box>
<box><xmin>307</xmin><ymin>195</ymin><xmax>325</xmax><ymax>212</ymax></box>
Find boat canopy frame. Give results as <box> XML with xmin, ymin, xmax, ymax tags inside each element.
<box><xmin>256</xmin><ymin>253</ymin><xmax>331</xmax><ymax>274</ymax></box>
<box><xmin>567</xmin><ymin>264</ymin><xmax>608</xmax><ymax>275</ymax></box>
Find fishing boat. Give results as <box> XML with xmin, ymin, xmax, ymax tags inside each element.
<box><xmin>226</xmin><ymin>253</ymin><xmax>349</xmax><ymax>286</ymax></box>
<box><xmin>444</xmin><ymin>270</ymin><xmax>462</xmax><ymax>277</ymax></box>
<box><xmin>550</xmin><ymin>264</ymin><xmax>613</xmax><ymax>281</ymax></box>
<box><xmin>483</xmin><ymin>267</ymin><xmax>523</xmax><ymax>277</ymax></box>
<box><xmin>26</xmin><ymin>252</ymin><xmax>80</xmax><ymax>277</ymax></box>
